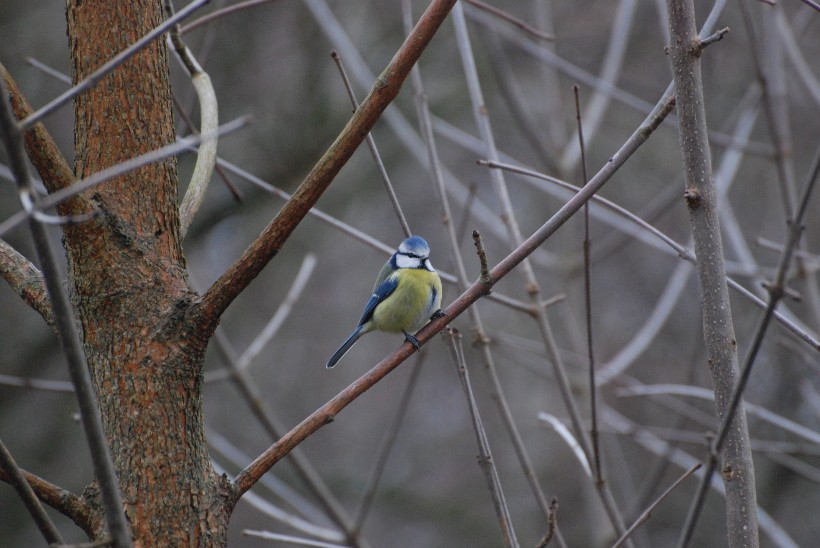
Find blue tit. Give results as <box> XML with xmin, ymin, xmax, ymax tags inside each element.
<box><xmin>326</xmin><ymin>235</ymin><xmax>444</xmax><ymax>369</ymax></box>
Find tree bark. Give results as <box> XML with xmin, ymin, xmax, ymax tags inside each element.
<box><xmin>65</xmin><ymin>1</ymin><xmax>233</xmax><ymax>544</ymax></box>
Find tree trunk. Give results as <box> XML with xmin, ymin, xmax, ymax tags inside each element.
<box><xmin>65</xmin><ymin>1</ymin><xmax>233</xmax><ymax>543</ymax></box>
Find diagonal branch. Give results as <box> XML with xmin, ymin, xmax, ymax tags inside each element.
<box><xmin>0</xmin><ymin>239</ymin><xmax>53</xmax><ymax>326</ymax></box>
<box><xmin>231</xmin><ymin>91</ymin><xmax>675</xmax><ymax>497</ymax></box>
<box><xmin>0</xmin><ymin>64</ymin><xmax>89</xmax><ymax>216</ymax></box>
<box><xmin>195</xmin><ymin>0</ymin><xmax>459</xmax><ymax>331</ymax></box>
<box><xmin>0</xmin><ymin>437</ymin><xmax>65</xmax><ymax>545</ymax></box>
<box><xmin>0</xmin><ymin>466</ymin><xmax>93</xmax><ymax>535</ymax></box>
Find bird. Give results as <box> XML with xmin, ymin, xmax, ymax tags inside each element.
<box><xmin>326</xmin><ymin>235</ymin><xmax>444</xmax><ymax>369</ymax></box>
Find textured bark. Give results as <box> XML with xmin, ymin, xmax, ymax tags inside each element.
<box><xmin>666</xmin><ymin>1</ymin><xmax>759</xmax><ymax>546</ymax></box>
<box><xmin>65</xmin><ymin>1</ymin><xmax>233</xmax><ymax>544</ymax></box>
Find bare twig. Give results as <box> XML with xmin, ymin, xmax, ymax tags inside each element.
<box><xmin>477</xmin><ymin>159</ymin><xmax>820</xmax><ymax>352</ymax></box>
<box><xmin>537</xmin><ymin>414</ymin><xmax>591</xmax><ymax>477</ymax></box>
<box><xmin>442</xmin><ymin>328</ymin><xmax>518</xmax><ymax>548</ymax></box>
<box><xmin>612</xmin><ymin>464</ymin><xmax>701</xmax><ymax>548</ymax></box>
<box><xmin>0</xmin><ymin>238</ymin><xmax>53</xmax><ymax>326</ymax></box>
<box><xmin>353</xmin><ymin>353</ymin><xmax>426</xmax><ymax>535</ymax></box>
<box><xmin>0</xmin><ymin>117</ymin><xmax>249</xmax><ymax>238</ymax></box>
<box><xmin>330</xmin><ymin>50</ymin><xmax>412</xmax><ymax>237</ymax></box>
<box><xmin>0</xmin><ymin>438</ymin><xmax>65</xmax><ymax>545</ymax></box>
<box><xmin>235</xmin><ymin>254</ymin><xmax>316</xmax><ymax>372</ymax></box>
<box><xmin>574</xmin><ymin>84</ymin><xmax>602</xmax><ymax>483</ymax></box>
<box><xmin>472</xmin><ymin>230</ymin><xmax>489</xmax><ymax>282</ymax></box>
<box><xmin>242</xmin><ymin>530</ymin><xmax>350</xmax><ymax>548</ymax></box>
<box><xmin>536</xmin><ymin>498</ymin><xmax>560</xmax><ymax>548</ymax></box>
<box><xmin>180</xmin><ymin>0</ymin><xmax>283</xmax><ymax>34</ymax></box>
<box><xmin>463</xmin><ymin>0</ymin><xmax>554</xmax><ymax>42</ymax></box>
<box><xmin>698</xmin><ymin>26</ymin><xmax>730</xmax><ymax>49</ymax></box>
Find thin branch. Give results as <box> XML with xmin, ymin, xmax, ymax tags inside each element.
<box><xmin>235</xmin><ymin>254</ymin><xmax>317</xmax><ymax>372</ymax></box>
<box><xmin>463</xmin><ymin>0</ymin><xmax>554</xmax><ymax>42</ymax></box>
<box><xmin>180</xmin><ymin>0</ymin><xmax>283</xmax><ymax>34</ymax></box>
<box><xmin>0</xmin><ymin>238</ymin><xmax>54</xmax><ymax>326</ymax></box>
<box><xmin>574</xmin><ymin>84</ymin><xmax>601</xmax><ymax>483</ymax></box>
<box><xmin>196</xmin><ymin>0</ymin><xmax>460</xmax><ymax>332</ymax></box>
<box><xmin>559</xmin><ymin>0</ymin><xmax>637</xmax><ymax>174</ymax></box>
<box><xmin>0</xmin><ymin>438</ymin><xmax>65</xmax><ymax>545</ymax></box>
<box><xmin>477</xmin><ymin>159</ymin><xmax>820</xmax><ymax>352</ymax></box>
<box><xmin>353</xmin><ymin>353</ymin><xmax>425</xmax><ymax>535</ymax></box>
<box><xmin>0</xmin><ymin>117</ymin><xmax>249</xmax><ymax>238</ymax></box>
<box><xmin>535</xmin><ymin>498</ymin><xmax>560</xmax><ymax>548</ymax></box>
<box><xmin>796</xmin><ymin>0</ymin><xmax>820</xmax><ymax>12</ymax></box>
<box><xmin>241</xmin><ymin>530</ymin><xmax>350</xmax><ymax>548</ymax></box>
<box><xmin>537</xmin><ymin>413</ymin><xmax>592</xmax><ymax>477</ymax></box>
<box><xmin>330</xmin><ymin>50</ymin><xmax>412</xmax><ymax>237</ymax></box>
<box><xmin>0</xmin><ymin>76</ymin><xmax>132</xmax><ymax>548</ymax></box>
<box><xmin>0</xmin><ymin>373</ymin><xmax>74</xmax><ymax>392</ymax></box>
<box><xmin>0</xmin><ymin>64</ymin><xmax>89</xmax><ymax>214</ymax></box>
<box><xmin>232</xmin><ymin>82</ymin><xmax>676</xmax><ymax>497</ymax></box>
<box><xmin>25</xmin><ymin>57</ymin><xmax>72</xmax><ymax>84</ymax></box>
<box><xmin>611</xmin><ymin>464</ymin><xmax>701</xmax><ymax>548</ymax></box>
<box><xmin>442</xmin><ymin>328</ymin><xmax>519</xmax><ymax>548</ymax></box>
<box><xmin>19</xmin><ymin>0</ymin><xmax>210</xmax><ymax>130</ymax></box>
<box><xmin>0</xmin><ymin>467</ymin><xmax>93</xmax><ymax>534</ymax></box>
<box><xmin>472</xmin><ymin>230</ymin><xmax>489</xmax><ymax>282</ymax></box>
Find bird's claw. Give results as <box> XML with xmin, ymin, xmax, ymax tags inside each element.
<box><xmin>430</xmin><ymin>309</ymin><xmax>446</xmax><ymax>321</ymax></box>
<box><xmin>403</xmin><ymin>331</ymin><xmax>421</xmax><ymax>350</ymax></box>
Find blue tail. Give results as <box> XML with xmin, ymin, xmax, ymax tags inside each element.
<box><xmin>326</xmin><ymin>326</ymin><xmax>365</xmax><ymax>368</ymax></box>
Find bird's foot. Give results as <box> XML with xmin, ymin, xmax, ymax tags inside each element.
<box><xmin>403</xmin><ymin>331</ymin><xmax>421</xmax><ymax>350</ymax></box>
<box><xmin>430</xmin><ymin>309</ymin><xmax>446</xmax><ymax>321</ymax></box>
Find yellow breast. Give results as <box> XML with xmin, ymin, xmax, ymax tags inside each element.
<box><xmin>371</xmin><ymin>269</ymin><xmax>442</xmax><ymax>333</ymax></box>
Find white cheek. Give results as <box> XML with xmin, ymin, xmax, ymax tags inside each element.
<box><xmin>395</xmin><ymin>254</ymin><xmax>417</xmax><ymax>269</ymax></box>
<box><xmin>424</xmin><ymin>259</ymin><xmax>436</xmax><ymax>272</ymax></box>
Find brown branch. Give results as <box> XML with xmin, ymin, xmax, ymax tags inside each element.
<box><xmin>195</xmin><ymin>0</ymin><xmax>459</xmax><ymax>331</ymax></box>
<box><xmin>231</xmin><ymin>90</ymin><xmax>676</xmax><ymax>497</ymax></box>
<box><xmin>0</xmin><ymin>64</ymin><xmax>89</xmax><ymax>216</ymax></box>
<box><xmin>536</xmin><ymin>497</ymin><xmax>559</xmax><ymax>548</ymax></box>
<box><xmin>0</xmin><ymin>239</ymin><xmax>54</xmax><ymax>326</ymax></box>
<box><xmin>0</xmin><ymin>466</ymin><xmax>94</xmax><ymax>535</ymax></box>
<box><xmin>0</xmin><ymin>437</ymin><xmax>65</xmax><ymax>544</ymax></box>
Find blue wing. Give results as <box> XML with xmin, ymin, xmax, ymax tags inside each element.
<box><xmin>358</xmin><ymin>274</ymin><xmax>399</xmax><ymax>327</ymax></box>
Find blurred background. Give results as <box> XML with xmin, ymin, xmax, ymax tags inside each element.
<box><xmin>1</xmin><ymin>0</ymin><xmax>819</xmax><ymax>546</ymax></box>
